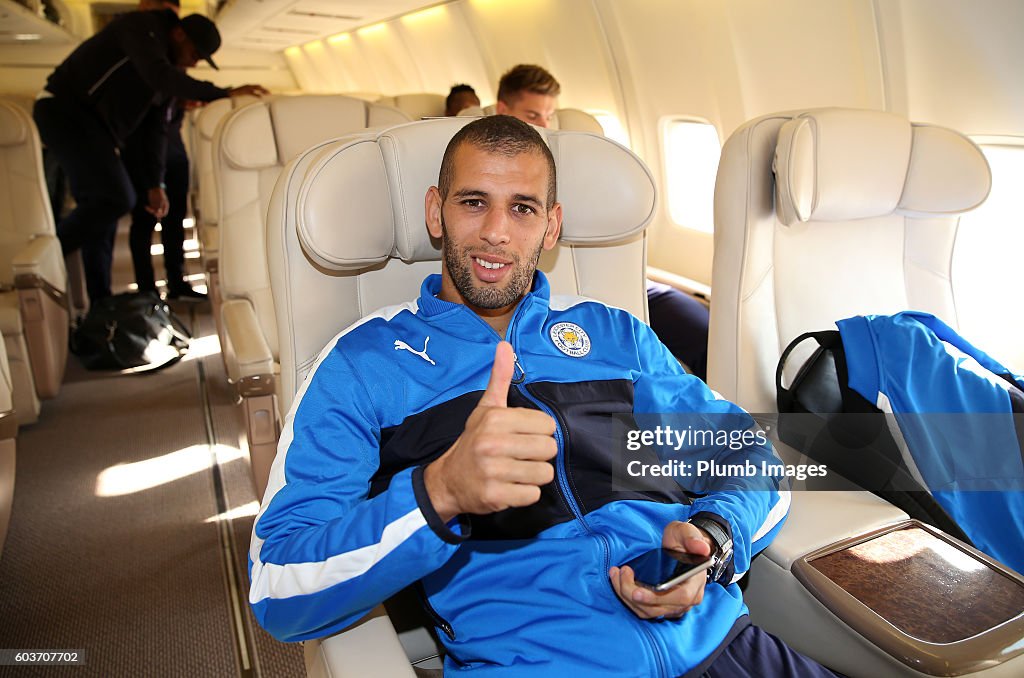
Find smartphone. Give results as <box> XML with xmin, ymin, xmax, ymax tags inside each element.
<box><xmin>620</xmin><ymin>548</ymin><xmax>714</xmax><ymax>592</ymax></box>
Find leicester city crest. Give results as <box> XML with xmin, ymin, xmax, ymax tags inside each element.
<box><xmin>549</xmin><ymin>322</ymin><xmax>591</xmax><ymax>358</ymax></box>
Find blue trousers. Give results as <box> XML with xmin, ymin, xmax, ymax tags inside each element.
<box><xmin>699</xmin><ymin>622</ymin><xmax>845</xmax><ymax>677</ymax></box>
<box><xmin>34</xmin><ymin>96</ymin><xmax>135</xmax><ymax>302</ymax></box>
<box><xmin>647</xmin><ymin>281</ymin><xmax>709</xmax><ymax>381</ymax></box>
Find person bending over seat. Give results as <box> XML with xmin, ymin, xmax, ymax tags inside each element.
<box><xmin>34</xmin><ymin>8</ymin><xmax>266</xmax><ymax>302</ymax></box>
<box><xmin>493</xmin><ymin>64</ymin><xmax>711</xmax><ymax>379</ymax></box>
<box><xmin>248</xmin><ymin>116</ymin><xmax>840</xmax><ymax>677</ymax></box>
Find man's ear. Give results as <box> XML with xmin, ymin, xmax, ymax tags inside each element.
<box><xmin>543</xmin><ymin>202</ymin><xmax>562</xmax><ymax>250</ymax></box>
<box><xmin>425</xmin><ymin>186</ymin><xmax>443</xmax><ymax>239</ymax></box>
<box><xmin>495</xmin><ymin>100</ymin><xmax>509</xmax><ymax>115</ymax></box>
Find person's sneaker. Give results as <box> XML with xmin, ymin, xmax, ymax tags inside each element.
<box><xmin>166</xmin><ymin>285</ymin><xmax>208</xmax><ymax>302</ymax></box>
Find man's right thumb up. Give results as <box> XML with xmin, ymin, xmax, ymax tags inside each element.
<box><xmin>479</xmin><ymin>341</ymin><xmax>514</xmax><ymax>408</ymax></box>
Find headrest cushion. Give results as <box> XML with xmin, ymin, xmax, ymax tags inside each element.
<box><xmin>774</xmin><ymin>109</ymin><xmax>990</xmax><ymax>225</ymax></box>
<box><xmin>220</xmin><ymin>102</ymin><xmax>278</xmax><ymax>169</ymax></box>
<box><xmin>898</xmin><ymin>125</ymin><xmax>990</xmax><ymax>216</ymax></box>
<box><xmin>297</xmin><ymin>118</ymin><xmax>656</xmax><ymax>271</ymax></box>
<box><xmin>0</xmin><ymin>102</ymin><xmax>28</xmax><ymax>146</ymax></box>
<box><xmin>196</xmin><ymin>98</ymin><xmax>234</xmax><ymax>139</ymax></box>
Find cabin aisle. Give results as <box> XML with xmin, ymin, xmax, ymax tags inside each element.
<box><xmin>0</xmin><ymin>223</ymin><xmax>304</xmax><ymax>676</ymax></box>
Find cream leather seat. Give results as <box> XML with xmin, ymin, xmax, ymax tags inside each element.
<box><xmin>470</xmin><ymin>104</ymin><xmax>601</xmax><ymax>132</ymax></box>
<box><xmin>192</xmin><ymin>95</ymin><xmax>261</xmax><ymax>336</ymax></box>
<box><xmin>0</xmin><ymin>337</ymin><xmax>17</xmax><ymax>560</ymax></box>
<box><xmin>707</xmin><ymin>108</ymin><xmax>1010</xmax><ymax>676</ymax></box>
<box><xmin>214</xmin><ymin>94</ymin><xmax>411</xmax><ymax>495</ymax></box>
<box><xmin>261</xmin><ymin>116</ymin><xmax>655</xmax><ymax>677</ymax></box>
<box><xmin>0</xmin><ymin>99</ymin><xmax>69</xmax><ymax>425</ymax></box>
<box><xmin>376</xmin><ymin>93</ymin><xmax>446</xmax><ymax>119</ymax></box>
<box><xmin>709</xmin><ymin>107</ymin><xmax>990</xmax><ymax>410</ymax></box>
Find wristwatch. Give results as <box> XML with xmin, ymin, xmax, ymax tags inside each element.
<box><xmin>688</xmin><ymin>516</ymin><xmax>734</xmax><ymax>584</ymax></box>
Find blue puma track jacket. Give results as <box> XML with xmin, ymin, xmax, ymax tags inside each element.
<box><xmin>249</xmin><ymin>272</ymin><xmax>790</xmax><ymax>677</ymax></box>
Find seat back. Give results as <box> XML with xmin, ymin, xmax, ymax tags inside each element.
<box><xmin>193</xmin><ymin>95</ymin><xmax>261</xmax><ymax>238</ymax></box>
<box><xmin>554</xmin><ymin>108</ymin><xmax>604</xmax><ymax>134</ymax></box>
<box><xmin>267</xmin><ymin>116</ymin><xmax>655</xmax><ymax>408</ymax></box>
<box><xmin>376</xmin><ymin>93</ymin><xmax>446</xmax><ymax>119</ymax></box>
<box><xmin>264</xmin><ymin>116</ymin><xmax>655</xmax><ymax>675</ymax></box>
<box><xmin>708</xmin><ymin>108</ymin><xmax>991</xmax><ymax>412</ymax></box>
<box><xmin>0</xmin><ymin>336</ymin><xmax>16</xmax><ymax>560</ymax></box>
<box><xmin>0</xmin><ymin>100</ymin><xmax>68</xmax><ymax>410</ymax></box>
<box><xmin>215</xmin><ymin>94</ymin><xmax>412</xmax><ymax>381</ymax></box>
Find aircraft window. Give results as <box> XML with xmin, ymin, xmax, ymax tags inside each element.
<box><xmin>588</xmin><ymin>111</ymin><xmax>630</xmax><ymax>147</ymax></box>
<box><xmin>661</xmin><ymin>118</ymin><xmax>721</xmax><ymax>233</ymax></box>
<box><xmin>954</xmin><ymin>137</ymin><xmax>1024</xmax><ymax>372</ymax></box>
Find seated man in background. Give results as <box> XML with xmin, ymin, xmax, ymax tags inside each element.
<box><xmin>445</xmin><ymin>83</ymin><xmax>481</xmax><ymax>116</ymax></box>
<box><xmin>495</xmin><ymin>64</ymin><xmax>711</xmax><ymax>379</ymax></box>
<box><xmin>249</xmin><ymin>116</ymin><xmax>838</xmax><ymax>677</ymax></box>
<box><xmin>495</xmin><ymin>63</ymin><xmax>560</xmax><ymax>128</ymax></box>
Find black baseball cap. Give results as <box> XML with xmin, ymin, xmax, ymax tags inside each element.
<box><xmin>179</xmin><ymin>14</ymin><xmax>221</xmax><ymax>70</ymax></box>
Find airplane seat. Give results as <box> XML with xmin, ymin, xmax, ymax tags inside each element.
<box><xmin>262</xmin><ymin>117</ymin><xmax>655</xmax><ymax>676</ymax></box>
<box><xmin>707</xmin><ymin>108</ymin><xmax>1024</xmax><ymax>677</ymax></box>
<box><xmin>376</xmin><ymin>93</ymin><xmax>446</xmax><ymax>119</ymax></box>
<box><xmin>214</xmin><ymin>94</ymin><xmax>412</xmax><ymax>496</ymax></box>
<box><xmin>551</xmin><ymin>108</ymin><xmax>602</xmax><ymax>134</ymax></box>
<box><xmin>461</xmin><ymin>104</ymin><xmax>603</xmax><ymax>133</ymax></box>
<box><xmin>0</xmin><ymin>99</ymin><xmax>70</xmax><ymax>424</ymax></box>
<box><xmin>0</xmin><ymin>337</ymin><xmax>17</xmax><ymax>560</ymax></box>
<box><xmin>194</xmin><ymin>94</ymin><xmax>262</xmax><ymax>341</ymax></box>
<box><xmin>455</xmin><ymin>105</ymin><xmax>484</xmax><ymax>117</ymax></box>
<box><xmin>709</xmin><ymin>107</ymin><xmax>989</xmax><ymax>410</ymax></box>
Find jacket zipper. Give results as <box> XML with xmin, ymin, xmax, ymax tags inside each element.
<box><xmin>521</xmin><ymin>380</ymin><xmax>666</xmax><ymax>677</ymax></box>
<box><xmin>87</xmin><ymin>57</ymin><xmax>129</xmax><ymax>97</ymax></box>
<box><xmin>416</xmin><ymin>581</ymin><xmax>456</xmax><ymax>641</ymax></box>
<box><xmin>462</xmin><ymin>302</ymin><xmax>667</xmax><ymax>676</ymax></box>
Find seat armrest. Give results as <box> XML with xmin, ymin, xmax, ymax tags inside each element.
<box><xmin>305</xmin><ymin>606</ymin><xmax>418</xmax><ymax>678</ymax></box>
<box><xmin>221</xmin><ymin>298</ymin><xmax>275</xmax><ymax>383</ymax></box>
<box><xmin>761</xmin><ymin>490</ymin><xmax>908</xmax><ymax>571</ymax></box>
<box><xmin>12</xmin><ymin>236</ymin><xmax>68</xmax><ymax>307</ymax></box>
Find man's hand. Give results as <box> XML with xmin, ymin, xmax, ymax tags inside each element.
<box><xmin>229</xmin><ymin>84</ymin><xmax>270</xmax><ymax>97</ymax></box>
<box><xmin>609</xmin><ymin>521</ymin><xmax>715</xmax><ymax>620</ymax></box>
<box><xmin>145</xmin><ymin>187</ymin><xmax>169</xmax><ymax>219</ymax></box>
<box><xmin>424</xmin><ymin>341</ymin><xmax>557</xmax><ymax>522</ymax></box>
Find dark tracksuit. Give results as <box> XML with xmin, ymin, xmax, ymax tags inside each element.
<box><xmin>33</xmin><ymin>9</ymin><xmax>227</xmax><ymax>301</ymax></box>
<box><xmin>123</xmin><ymin>105</ymin><xmax>189</xmax><ymax>292</ymax></box>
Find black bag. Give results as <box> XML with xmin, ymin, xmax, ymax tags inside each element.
<box><xmin>71</xmin><ymin>291</ymin><xmax>191</xmax><ymax>372</ymax></box>
<box><xmin>776</xmin><ymin>330</ymin><xmax>973</xmax><ymax>544</ymax></box>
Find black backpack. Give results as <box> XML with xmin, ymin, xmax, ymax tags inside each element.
<box><xmin>71</xmin><ymin>291</ymin><xmax>191</xmax><ymax>372</ymax></box>
<box><xmin>775</xmin><ymin>330</ymin><xmax>973</xmax><ymax>545</ymax></box>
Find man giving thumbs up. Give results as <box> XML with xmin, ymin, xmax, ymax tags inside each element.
<box><xmin>249</xmin><ymin>116</ymin><xmax>811</xmax><ymax>678</ymax></box>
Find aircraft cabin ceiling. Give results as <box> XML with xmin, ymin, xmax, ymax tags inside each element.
<box><xmin>213</xmin><ymin>0</ymin><xmax>441</xmax><ymax>51</ymax></box>
<box><xmin>0</xmin><ymin>0</ymin><xmax>442</xmax><ymax>50</ymax></box>
<box><xmin>0</xmin><ymin>0</ymin><xmax>74</xmax><ymax>44</ymax></box>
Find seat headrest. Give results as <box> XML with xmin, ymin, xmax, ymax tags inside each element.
<box><xmin>0</xmin><ymin>102</ymin><xmax>28</xmax><ymax>146</ymax></box>
<box><xmin>296</xmin><ymin>117</ymin><xmax>656</xmax><ymax>271</ymax></box>
<box><xmin>220</xmin><ymin>95</ymin><xmax>413</xmax><ymax>170</ymax></box>
<box><xmin>774</xmin><ymin>109</ymin><xmax>990</xmax><ymax>225</ymax></box>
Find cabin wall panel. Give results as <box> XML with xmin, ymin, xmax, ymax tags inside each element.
<box><xmin>319</xmin><ymin>36</ymin><xmax>378</xmax><ymax>94</ymax></box>
<box><xmin>595</xmin><ymin>0</ymin><xmax>885</xmax><ymax>284</ymax></box>
<box><xmin>394</xmin><ymin>5</ymin><xmax>493</xmax><ymax>104</ymax></box>
<box><xmin>457</xmin><ymin>0</ymin><xmax>623</xmax><ymax>119</ymax></box>
<box><xmin>350</xmin><ymin>25</ymin><xmax>424</xmax><ymax>96</ymax></box>
<box><xmin>876</xmin><ymin>0</ymin><xmax>1024</xmax><ymax>136</ymax></box>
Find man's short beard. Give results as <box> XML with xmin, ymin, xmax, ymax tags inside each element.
<box><xmin>441</xmin><ymin>213</ymin><xmax>545</xmax><ymax>310</ymax></box>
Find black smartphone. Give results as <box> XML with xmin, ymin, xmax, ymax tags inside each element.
<box><xmin>620</xmin><ymin>548</ymin><xmax>715</xmax><ymax>592</ymax></box>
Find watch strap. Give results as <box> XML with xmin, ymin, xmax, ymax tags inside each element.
<box><xmin>688</xmin><ymin>514</ymin><xmax>735</xmax><ymax>583</ymax></box>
